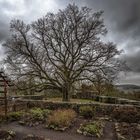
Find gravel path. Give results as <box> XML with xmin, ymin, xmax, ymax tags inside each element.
<box><xmin>0</xmin><ymin>121</ymin><xmax>117</xmax><ymax>140</ymax></box>
<box><xmin>102</xmin><ymin>121</ymin><xmax>117</xmax><ymax>140</ymax></box>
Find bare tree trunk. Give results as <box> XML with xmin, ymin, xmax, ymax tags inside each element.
<box><xmin>62</xmin><ymin>83</ymin><xmax>71</xmax><ymax>102</ymax></box>
<box><xmin>62</xmin><ymin>90</ymin><xmax>69</xmax><ymax>101</ymax></box>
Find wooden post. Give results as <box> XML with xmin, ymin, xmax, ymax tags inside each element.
<box><xmin>4</xmin><ymin>80</ymin><xmax>8</xmax><ymax>118</ymax></box>
<box><xmin>0</xmin><ymin>71</ymin><xmax>14</xmax><ymax>118</ymax></box>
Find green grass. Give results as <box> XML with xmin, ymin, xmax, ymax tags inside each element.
<box><xmin>104</xmin><ymin>91</ymin><xmax>140</xmax><ymax>101</ymax></box>
<box><xmin>46</xmin><ymin>98</ymin><xmax>95</xmax><ymax>103</ymax></box>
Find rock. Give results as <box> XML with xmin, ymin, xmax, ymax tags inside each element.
<box><xmin>0</xmin><ymin>130</ymin><xmax>15</xmax><ymax>140</ymax></box>
<box><xmin>77</xmin><ymin>129</ymin><xmax>82</xmax><ymax>134</ymax></box>
<box><xmin>137</xmin><ymin>124</ymin><xmax>140</xmax><ymax>130</ymax></box>
<box><xmin>26</xmin><ymin>134</ymin><xmax>34</xmax><ymax>138</ymax></box>
<box><xmin>116</xmin><ymin>128</ymin><xmax>120</xmax><ymax>132</ymax></box>
<box><xmin>19</xmin><ymin>121</ymin><xmax>25</xmax><ymax>125</ymax></box>
<box><xmin>122</xmin><ymin>122</ymin><xmax>129</xmax><ymax>127</ymax></box>
<box><xmin>8</xmin><ymin>130</ymin><xmax>16</xmax><ymax>137</ymax></box>
<box><xmin>117</xmin><ymin>133</ymin><xmax>126</xmax><ymax>140</ymax></box>
<box><xmin>83</xmin><ymin>131</ymin><xmax>86</xmax><ymax>136</ymax></box>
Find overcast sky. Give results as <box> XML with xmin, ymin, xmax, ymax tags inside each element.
<box><xmin>0</xmin><ymin>0</ymin><xmax>140</xmax><ymax>85</ymax></box>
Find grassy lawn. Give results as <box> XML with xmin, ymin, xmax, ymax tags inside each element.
<box><xmin>46</xmin><ymin>98</ymin><xmax>95</xmax><ymax>103</ymax></box>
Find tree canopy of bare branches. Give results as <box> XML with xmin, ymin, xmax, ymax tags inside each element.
<box><xmin>3</xmin><ymin>4</ymin><xmax>121</xmax><ymax>101</ymax></box>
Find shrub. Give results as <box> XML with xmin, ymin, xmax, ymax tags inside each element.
<box><xmin>19</xmin><ymin>108</ymin><xmax>51</xmax><ymax>126</ymax></box>
<box><xmin>112</xmin><ymin>106</ymin><xmax>140</xmax><ymax>123</ymax></box>
<box><xmin>47</xmin><ymin>109</ymin><xmax>77</xmax><ymax>130</ymax></box>
<box><xmin>30</xmin><ymin>107</ymin><xmax>51</xmax><ymax>121</ymax></box>
<box><xmin>7</xmin><ymin>111</ymin><xmax>23</xmax><ymax>121</ymax></box>
<box><xmin>77</xmin><ymin>121</ymin><xmax>104</xmax><ymax>137</ymax></box>
<box><xmin>79</xmin><ymin>106</ymin><xmax>95</xmax><ymax>119</ymax></box>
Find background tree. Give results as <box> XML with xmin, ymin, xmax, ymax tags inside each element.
<box><xmin>93</xmin><ymin>72</ymin><xmax>105</xmax><ymax>95</ymax></box>
<box><xmin>3</xmin><ymin>4</ymin><xmax>121</xmax><ymax>101</ymax></box>
<box><xmin>86</xmin><ymin>61</ymin><xmax>122</xmax><ymax>95</ymax></box>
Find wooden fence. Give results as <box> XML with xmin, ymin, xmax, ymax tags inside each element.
<box><xmin>0</xmin><ymin>100</ymin><xmax>27</xmax><ymax>115</ymax></box>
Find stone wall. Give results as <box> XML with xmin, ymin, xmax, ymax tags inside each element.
<box><xmin>0</xmin><ymin>98</ymin><xmax>139</xmax><ymax>116</ymax></box>
<box><xmin>13</xmin><ymin>99</ymin><xmax>140</xmax><ymax>116</ymax></box>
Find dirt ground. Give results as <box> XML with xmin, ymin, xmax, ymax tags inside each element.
<box><xmin>0</xmin><ymin>120</ymin><xmax>117</xmax><ymax>140</ymax></box>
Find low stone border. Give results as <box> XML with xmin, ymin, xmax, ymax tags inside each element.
<box><xmin>115</xmin><ymin>122</ymin><xmax>140</xmax><ymax>140</ymax></box>
<box><xmin>115</xmin><ymin>123</ymin><xmax>126</xmax><ymax>140</ymax></box>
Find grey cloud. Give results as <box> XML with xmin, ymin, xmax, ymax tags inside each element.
<box><xmin>0</xmin><ymin>21</ymin><xmax>9</xmax><ymax>41</ymax></box>
<box><xmin>0</xmin><ymin>1</ymin><xmax>10</xmax><ymax>42</ymax></box>
<box><xmin>60</xmin><ymin>0</ymin><xmax>140</xmax><ymax>51</ymax></box>
<box><xmin>118</xmin><ymin>71</ymin><xmax>140</xmax><ymax>86</ymax></box>
<box><xmin>81</xmin><ymin>0</ymin><xmax>140</xmax><ymax>42</ymax></box>
<box><xmin>122</xmin><ymin>50</ymin><xmax>140</xmax><ymax>73</ymax></box>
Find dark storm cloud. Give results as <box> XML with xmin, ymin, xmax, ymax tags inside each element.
<box><xmin>57</xmin><ymin>0</ymin><xmax>140</xmax><ymax>51</ymax></box>
<box><xmin>79</xmin><ymin>0</ymin><xmax>140</xmax><ymax>40</ymax></box>
<box><xmin>0</xmin><ymin>0</ymin><xmax>22</xmax><ymax>42</ymax></box>
<box><xmin>74</xmin><ymin>0</ymin><xmax>140</xmax><ymax>75</ymax></box>
<box><xmin>110</xmin><ymin>1</ymin><xmax>140</xmax><ymax>37</ymax></box>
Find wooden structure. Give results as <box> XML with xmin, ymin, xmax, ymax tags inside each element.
<box><xmin>0</xmin><ymin>71</ymin><xmax>14</xmax><ymax>117</ymax></box>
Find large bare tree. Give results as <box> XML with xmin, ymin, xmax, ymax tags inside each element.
<box><xmin>3</xmin><ymin>4</ymin><xmax>121</xmax><ymax>101</ymax></box>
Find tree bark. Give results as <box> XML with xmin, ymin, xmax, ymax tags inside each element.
<box><xmin>62</xmin><ymin>84</ymin><xmax>71</xmax><ymax>102</ymax></box>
